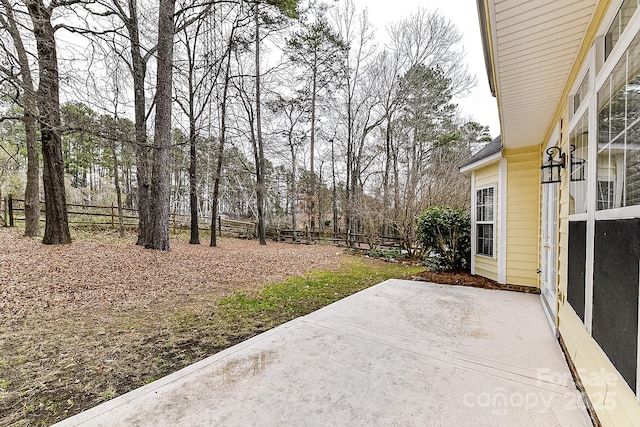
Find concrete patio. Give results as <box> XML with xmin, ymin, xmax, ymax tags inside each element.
<box><xmin>54</xmin><ymin>279</ymin><xmax>592</xmax><ymax>426</ymax></box>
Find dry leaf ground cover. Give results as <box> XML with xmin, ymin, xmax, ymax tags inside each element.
<box><xmin>0</xmin><ymin>227</ymin><xmax>423</xmax><ymax>426</ymax></box>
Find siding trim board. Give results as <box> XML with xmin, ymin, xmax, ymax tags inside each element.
<box><xmin>499</xmin><ymin>158</ymin><xmax>508</xmax><ymax>283</ymax></box>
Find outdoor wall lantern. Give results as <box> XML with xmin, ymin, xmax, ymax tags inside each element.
<box><xmin>570</xmin><ymin>144</ymin><xmax>586</xmax><ymax>182</ymax></box>
<box><xmin>541</xmin><ymin>146</ymin><xmax>566</xmax><ymax>184</ymax></box>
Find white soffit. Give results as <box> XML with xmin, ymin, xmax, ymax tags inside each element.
<box><xmin>491</xmin><ymin>0</ymin><xmax>597</xmax><ymax>148</ymax></box>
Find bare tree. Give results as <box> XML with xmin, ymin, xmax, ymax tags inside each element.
<box><xmin>145</xmin><ymin>0</ymin><xmax>176</xmax><ymax>251</ymax></box>
<box><xmin>286</xmin><ymin>6</ymin><xmax>345</xmax><ymax>232</ymax></box>
<box><xmin>25</xmin><ymin>0</ymin><xmax>71</xmax><ymax>244</ymax></box>
<box><xmin>330</xmin><ymin>0</ymin><xmax>380</xmax><ymax>244</ymax></box>
<box><xmin>387</xmin><ymin>8</ymin><xmax>474</xmax><ymax>96</ymax></box>
<box><xmin>210</xmin><ymin>3</ymin><xmax>247</xmax><ymax>247</ymax></box>
<box><xmin>268</xmin><ymin>93</ymin><xmax>307</xmax><ymax>234</ymax></box>
<box><xmin>0</xmin><ymin>0</ymin><xmax>39</xmax><ymax>237</ymax></box>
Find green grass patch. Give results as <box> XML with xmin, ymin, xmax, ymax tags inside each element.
<box><xmin>172</xmin><ymin>257</ymin><xmax>423</xmax><ymax>343</ymax></box>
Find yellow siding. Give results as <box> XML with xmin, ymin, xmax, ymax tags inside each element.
<box><xmin>475</xmin><ymin>163</ymin><xmax>498</xmax><ymax>188</ymax></box>
<box><xmin>474</xmin><ymin>163</ymin><xmax>499</xmax><ymax>281</ymax></box>
<box><xmin>504</xmin><ymin>146</ymin><xmax>540</xmax><ymax>287</ymax></box>
<box><xmin>559</xmin><ymin>305</ymin><xmax>640</xmax><ymax>426</ymax></box>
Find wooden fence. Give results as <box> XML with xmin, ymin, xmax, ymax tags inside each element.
<box><xmin>2</xmin><ymin>195</ymin><xmax>407</xmax><ymax>251</ymax></box>
<box><xmin>266</xmin><ymin>227</ymin><xmax>405</xmax><ymax>252</ymax></box>
<box><xmin>1</xmin><ymin>195</ymin><xmax>256</xmax><ymax>238</ymax></box>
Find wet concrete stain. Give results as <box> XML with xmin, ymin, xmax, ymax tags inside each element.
<box><xmin>219</xmin><ymin>350</ymin><xmax>276</xmax><ymax>386</ymax></box>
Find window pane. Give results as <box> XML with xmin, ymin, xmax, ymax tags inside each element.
<box><xmin>625</xmin><ymin>121</ymin><xmax>640</xmax><ymax>205</ymax></box>
<box><xmin>570</xmin><ymin>111</ymin><xmax>589</xmax><ymax>214</ymax></box>
<box><xmin>574</xmin><ymin>73</ymin><xmax>590</xmax><ymax>113</ymax></box>
<box><xmin>476</xmin><ymin>224</ymin><xmax>494</xmax><ymax>257</ymax></box>
<box><xmin>605</xmin><ymin>0</ymin><xmax>638</xmax><ymax>60</ymax></box>
<box><xmin>598</xmin><ymin>28</ymin><xmax>640</xmax><ymax>210</ymax></box>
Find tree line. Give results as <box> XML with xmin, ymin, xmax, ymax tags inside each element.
<box><xmin>0</xmin><ymin>0</ymin><xmax>492</xmax><ymax>251</ymax></box>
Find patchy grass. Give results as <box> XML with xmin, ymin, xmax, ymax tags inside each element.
<box><xmin>174</xmin><ymin>257</ymin><xmax>423</xmax><ymax>336</ymax></box>
<box><xmin>0</xmin><ymin>240</ymin><xmax>422</xmax><ymax>427</ymax></box>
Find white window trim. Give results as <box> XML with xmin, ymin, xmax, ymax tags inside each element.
<box><xmin>471</xmin><ymin>171</ymin><xmax>476</xmax><ymax>275</ymax></box>
<box><xmin>498</xmin><ymin>159</ymin><xmax>507</xmax><ymax>284</ymax></box>
<box><xmin>475</xmin><ymin>185</ymin><xmax>497</xmax><ymax>259</ymax></box>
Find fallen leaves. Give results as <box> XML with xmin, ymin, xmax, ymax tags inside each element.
<box><xmin>0</xmin><ymin>227</ymin><xmax>345</xmax><ymax>426</ymax></box>
<box><xmin>0</xmin><ymin>228</ymin><xmax>342</xmax><ymax>320</ymax></box>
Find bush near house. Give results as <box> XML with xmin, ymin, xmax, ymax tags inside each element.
<box><xmin>417</xmin><ymin>206</ymin><xmax>471</xmax><ymax>272</ymax></box>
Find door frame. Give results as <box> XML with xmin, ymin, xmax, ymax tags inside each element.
<box><xmin>540</xmin><ymin>131</ymin><xmax>560</xmax><ymax>332</ymax></box>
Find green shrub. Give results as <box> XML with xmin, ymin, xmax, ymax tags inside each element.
<box><xmin>417</xmin><ymin>206</ymin><xmax>471</xmax><ymax>272</ymax></box>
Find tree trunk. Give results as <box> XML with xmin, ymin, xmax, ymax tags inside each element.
<box><xmin>309</xmin><ymin>53</ymin><xmax>318</xmax><ymax>232</ymax></box>
<box><xmin>189</xmin><ymin>115</ymin><xmax>199</xmax><ymax>244</ymax></box>
<box><xmin>111</xmin><ymin>140</ymin><xmax>125</xmax><ymax>238</ymax></box>
<box><xmin>26</xmin><ymin>0</ymin><xmax>70</xmax><ymax>245</ymax></box>
<box><xmin>127</xmin><ymin>0</ymin><xmax>151</xmax><ymax>246</ymax></box>
<box><xmin>24</xmin><ymin>112</ymin><xmax>40</xmax><ymax>237</ymax></box>
<box><xmin>290</xmin><ymin>148</ymin><xmax>297</xmax><ymax>236</ymax></box>
<box><xmin>210</xmin><ymin>30</ymin><xmax>234</xmax><ymax>248</ymax></box>
<box><xmin>1</xmin><ymin>0</ymin><xmax>40</xmax><ymax>237</ymax></box>
<box><xmin>331</xmin><ymin>138</ymin><xmax>338</xmax><ymax>234</ymax></box>
<box><xmin>146</xmin><ymin>0</ymin><xmax>176</xmax><ymax>251</ymax></box>
<box><xmin>382</xmin><ymin>114</ymin><xmax>393</xmax><ymax>237</ymax></box>
<box><xmin>254</xmin><ymin>4</ymin><xmax>266</xmax><ymax>245</ymax></box>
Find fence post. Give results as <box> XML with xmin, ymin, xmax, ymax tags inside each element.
<box><xmin>2</xmin><ymin>196</ymin><xmax>6</xmax><ymax>227</ymax></box>
<box><xmin>218</xmin><ymin>215</ymin><xmax>222</xmax><ymax>237</ymax></box>
<box><xmin>111</xmin><ymin>203</ymin><xmax>115</xmax><ymax>229</ymax></box>
<box><xmin>8</xmin><ymin>194</ymin><xmax>14</xmax><ymax>227</ymax></box>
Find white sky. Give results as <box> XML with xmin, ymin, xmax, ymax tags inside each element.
<box><xmin>352</xmin><ymin>0</ymin><xmax>500</xmax><ymax>137</ymax></box>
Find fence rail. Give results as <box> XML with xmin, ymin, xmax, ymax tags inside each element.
<box><xmin>266</xmin><ymin>227</ymin><xmax>406</xmax><ymax>252</ymax></box>
<box><xmin>1</xmin><ymin>196</ymin><xmax>256</xmax><ymax>238</ymax></box>
<box><xmin>2</xmin><ymin>195</ymin><xmax>409</xmax><ymax>251</ymax></box>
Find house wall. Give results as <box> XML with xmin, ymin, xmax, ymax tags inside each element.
<box><xmin>474</xmin><ymin>163</ymin><xmax>499</xmax><ymax>281</ymax></box>
<box><xmin>503</xmin><ymin>146</ymin><xmax>540</xmax><ymax>288</ymax></box>
<box><xmin>557</xmin><ymin>116</ymin><xmax>640</xmax><ymax>425</ymax></box>
<box><xmin>553</xmin><ymin>1</ymin><xmax>640</xmax><ymax>424</ymax></box>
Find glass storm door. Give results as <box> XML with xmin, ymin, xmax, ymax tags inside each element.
<box><xmin>541</xmin><ymin>182</ymin><xmax>558</xmax><ymax>328</ymax></box>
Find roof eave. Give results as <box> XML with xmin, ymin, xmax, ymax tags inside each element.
<box><xmin>476</xmin><ymin>0</ymin><xmax>496</xmax><ymax>97</ymax></box>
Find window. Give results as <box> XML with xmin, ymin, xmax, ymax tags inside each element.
<box><xmin>605</xmin><ymin>0</ymin><xmax>639</xmax><ymax>60</ymax></box>
<box><xmin>598</xmin><ymin>28</ymin><xmax>640</xmax><ymax>210</ymax></box>
<box><xmin>570</xmin><ymin>112</ymin><xmax>589</xmax><ymax>214</ymax></box>
<box><xmin>476</xmin><ymin>187</ymin><xmax>494</xmax><ymax>257</ymax></box>
<box><xmin>573</xmin><ymin>73</ymin><xmax>590</xmax><ymax>114</ymax></box>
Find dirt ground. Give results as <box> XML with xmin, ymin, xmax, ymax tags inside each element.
<box><xmin>0</xmin><ymin>228</ymin><xmax>344</xmax><ymax>426</ymax></box>
<box><xmin>0</xmin><ymin>227</ymin><xmax>526</xmax><ymax>426</ymax></box>
<box><xmin>412</xmin><ymin>270</ymin><xmax>540</xmax><ymax>294</ymax></box>
<box><xmin>0</xmin><ymin>229</ymin><xmax>342</xmax><ymax>319</ymax></box>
